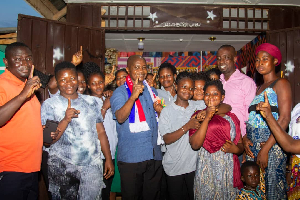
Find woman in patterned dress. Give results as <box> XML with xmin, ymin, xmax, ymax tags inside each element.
<box><xmin>243</xmin><ymin>43</ymin><xmax>292</xmax><ymax>199</ymax></box>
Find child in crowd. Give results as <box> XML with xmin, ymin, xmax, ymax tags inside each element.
<box><xmin>110</xmin><ymin>69</ymin><xmax>129</xmax><ymax>200</ymax></box>
<box><xmin>236</xmin><ymin>161</ymin><xmax>265</xmax><ymax>200</ymax></box>
<box><xmin>189</xmin><ymin>80</ymin><xmax>244</xmax><ymax>200</ymax></box>
<box><xmin>157</xmin><ymin>62</ymin><xmax>177</xmax><ymax>106</ymax></box>
<box><xmin>146</xmin><ymin>72</ymin><xmax>157</xmax><ymax>88</ymax></box>
<box><xmin>83</xmin><ymin>62</ymin><xmax>118</xmax><ymax>200</ymax></box>
<box><xmin>159</xmin><ymin>71</ymin><xmax>200</xmax><ymax>200</ymax></box>
<box><xmin>41</xmin><ymin>61</ymin><xmax>114</xmax><ymax>199</ymax></box>
<box><xmin>206</xmin><ymin>67</ymin><xmax>221</xmax><ymax>80</ymax></box>
<box><xmin>191</xmin><ymin>72</ymin><xmax>210</xmax><ymax>110</ymax></box>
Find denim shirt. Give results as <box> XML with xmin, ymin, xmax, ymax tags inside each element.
<box><xmin>110</xmin><ymin>84</ymin><xmax>162</xmax><ymax>163</ymax></box>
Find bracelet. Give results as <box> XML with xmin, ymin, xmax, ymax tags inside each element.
<box><xmin>101</xmin><ymin>108</ymin><xmax>107</xmax><ymax>112</ymax></box>
<box><xmin>181</xmin><ymin>127</ymin><xmax>185</xmax><ymax>132</ymax></box>
<box><xmin>286</xmin><ymin>170</ymin><xmax>291</xmax><ymax>173</ymax></box>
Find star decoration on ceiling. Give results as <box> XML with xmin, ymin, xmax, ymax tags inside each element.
<box><xmin>53</xmin><ymin>48</ymin><xmax>64</xmax><ymax>60</ymax></box>
<box><xmin>207</xmin><ymin>10</ymin><xmax>217</xmax><ymax>21</ymax></box>
<box><xmin>148</xmin><ymin>12</ymin><xmax>158</xmax><ymax>22</ymax></box>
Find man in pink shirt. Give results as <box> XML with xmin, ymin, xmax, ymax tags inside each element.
<box><xmin>217</xmin><ymin>45</ymin><xmax>256</xmax><ymax>150</ymax></box>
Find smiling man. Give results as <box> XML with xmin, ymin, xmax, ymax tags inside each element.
<box><xmin>0</xmin><ymin>42</ymin><xmax>43</xmax><ymax>200</ymax></box>
<box><xmin>217</xmin><ymin>45</ymin><xmax>256</xmax><ymax>156</ymax></box>
<box><xmin>110</xmin><ymin>55</ymin><xmax>163</xmax><ymax>200</ymax></box>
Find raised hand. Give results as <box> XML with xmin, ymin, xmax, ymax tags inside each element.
<box><xmin>105</xmin><ymin>65</ymin><xmax>116</xmax><ymax>86</ymax></box>
<box><xmin>256</xmin><ymin>92</ymin><xmax>271</xmax><ymax>119</ymax></box>
<box><xmin>130</xmin><ymin>78</ymin><xmax>144</xmax><ymax>100</ymax></box>
<box><xmin>63</xmin><ymin>98</ymin><xmax>80</xmax><ymax>123</ymax></box>
<box><xmin>21</xmin><ymin>65</ymin><xmax>41</xmax><ymax>99</ymax></box>
<box><xmin>153</xmin><ymin>73</ymin><xmax>157</xmax><ymax>81</ymax></box>
<box><xmin>205</xmin><ymin>99</ymin><xmax>217</xmax><ymax>120</ymax></box>
<box><xmin>71</xmin><ymin>46</ymin><xmax>83</xmax><ymax>66</ymax></box>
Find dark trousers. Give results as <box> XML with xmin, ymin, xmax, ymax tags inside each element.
<box><xmin>118</xmin><ymin>160</ymin><xmax>163</xmax><ymax>200</ymax></box>
<box><xmin>0</xmin><ymin>171</ymin><xmax>38</xmax><ymax>200</ymax></box>
<box><xmin>166</xmin><ymin>171</ymin><xmax>195</xmax><ymax>200</ymax></box>
<box><xmin>102</xmin><ymin>159</ymin><xmax>115</xmax><ymax>200</ymax></box>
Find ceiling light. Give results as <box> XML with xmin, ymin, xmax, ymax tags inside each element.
<box><xmin>137</xmin><ymin>38</ymin><xmax>145</xmax><ymax>50</ymax></box>
<box><xmin>209</xmin><ymin>36</ymin><xmax>216</xmax><ymax>41</ymax></box>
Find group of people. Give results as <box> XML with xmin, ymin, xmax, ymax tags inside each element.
<box><xmin>0</xmin><ymin>41</ymin><xmax>299</xmax><ymax>200</ymax></box>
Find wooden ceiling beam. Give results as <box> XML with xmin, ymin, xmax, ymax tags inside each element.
<box><xmin>0</xmin><ymin>33</ymin><xmax>17</xmax><ymax>39</ymax></box>
<box><xmin>25</xmin><ymin>0</ymin><xmax>67</xmax><ymax>21</ymax></box>
<box><xmin>0</xmin><ymin>39</ymin><xmax>17</xmax><ymax>45</ymax></box>
<box><xmin>53</xmin><ymin>6</ymin><xmax>67</xmax><ymax>20</ymax></box>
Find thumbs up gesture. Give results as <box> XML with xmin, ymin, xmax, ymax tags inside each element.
<box><xmin>71</xmin><ymin>46</ymin><xmax>83</xmax><ymax>66</ymax></box>
<box><xmin>256</xmin><ymin>92</ymin><xmax>271</xmax><ymax>119</ymax></box>
<box><xmin>130</xmin><ymin>78</ymin><xmax>144</xmax><ymax>100</ymax></box>
<box><xmin>63</xmin><ymin>98</ymin><xmax>80</xmax><ymax>123</ymax></box>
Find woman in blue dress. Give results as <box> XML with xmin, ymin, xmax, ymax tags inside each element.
<box><xmin>243</xmin><ymin>43</ymin><xmax>292</xmax><ymax>199</ymax></box>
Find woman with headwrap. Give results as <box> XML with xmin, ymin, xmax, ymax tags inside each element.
<box><xmin>243</xmin><ymin>43</ymin><xmax>292</xmax><ymax>199</ymax></box>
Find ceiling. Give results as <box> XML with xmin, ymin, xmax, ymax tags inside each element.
<box><xmin>64</xmin><ymin>0</ymin><xmax>300</xmax><ymax>6</ymax></box>
<box><xmin>41</xmin><ymin>0</ymin><xmax>300</xmax><ymax>52</ymax></box>
<box><xmin>105</xmin><ymin>33</ymin><xmax>258</xmax><ymax>52</ymax></box>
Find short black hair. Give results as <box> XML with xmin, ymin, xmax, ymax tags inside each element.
<box><xmin>115</xmin><ymin>68</ymin><xmax>128</xmax><ymax>77</ymax></box>
<box><xmin>241</xmin><ymin>161</ymin><xmax>259</xmax><ymax>176</ymax></box>
<box><xmin>218</xmin><ymin>45</ymin><xmax>236</xmax><ymax>56</ymax></box>
<box><xmin>192</xmin><ymin>72</ymin><xmax>209</xmax><ymax>82</ymax></box>
<box><xmin>158</xmin><ymin>62</ymin><xmax>177</xmax><ymax>76</ymax></box>
<box><xmin>175</xmin><ymin>71</ymin><xmax>193</xmax><ymax>85</ymax></box>
<box><xmin>54</xmin><ymin>61</ymin><xmax>77</xmax><ymax>80</ymax></box>
<box><xmin>5</xmin><ymin>42</ymin><xmax>30</xmax><ymax>58</ymax></box>
<box><xmin>83</xmin><ymin>62</ymin><xmax>105</xmax><ymax>82</ymax></box>
<box><xmin>206</xmin><ymin>68</ymin><xmax>221</xmax><ymax>78</ymax></box>
<box><xmin>203</xmin><ymin>80</ymin><xmax>225</xmax><ymax>95</ymax></box>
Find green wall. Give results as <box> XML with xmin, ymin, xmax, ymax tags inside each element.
<box><xmin>0</xmin><ymin>45</ymin><xmax>6</xmax><ymax>75</ymax></box>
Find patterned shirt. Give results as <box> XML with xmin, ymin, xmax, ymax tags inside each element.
<box><xmin>236</xmin><ymin>186</ymin><xmax>266</xmax><ymax>200</ymax></box>
<box><xmin>41</xmin><ymin>94</ymin><xmax>103</xmax><ymax>166</ymax></box>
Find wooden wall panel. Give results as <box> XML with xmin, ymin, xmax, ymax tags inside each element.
<box><xmin>31</xmin><ymin>19</ymin><xmax>47</xmax><ymax>73</ymax></box>
<box><xmin>17</xmin><ymin>14</ymin><xmax>105</xmax><ymax>103</ymax></box>
<box><xmin>64</xmin><ymin>26</ymin><xmax>79</xmax><ymax>63</ymax></box>
<box><xmin>81</xmin><ymin>5</ymin><xmax>93</xmax><ymax>27</ymax></box>
<box><xmin>90</xmin><ymin>29</ymin><xmax>104</xmax><ymax>71</ymax></box>
<box><xmin>17</xmin><ymin>17</ymin><xmax>32</xmax><ymax>49</ymax></box>
<box><xmin>67</xmin><ymin>4</ymin><xmax>81</xmax><ymax>25</ymax></box>
<box><xmin>293</xmin><ymin>29</ymin><xmax>300</xmax><ymax>106</ymax></box>
<box><xmin>267</xmin><ymin>27</ymin><xmax>300</xmax><ymax>106</ymax></box>
<box><xmin>92</xmin><ymin>5</ymin><xmax>102</xmax><ymax>28</ymax></box>
<box><xmin>78</xmin><ymin>27</ymin><xmax>91</xmax><ymax>65</ymax></box>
